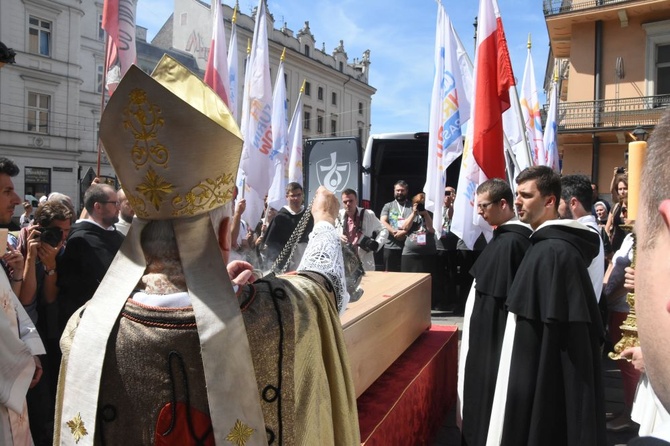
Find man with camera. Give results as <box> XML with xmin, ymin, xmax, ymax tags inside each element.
<box><xmin>336</xmin><ymin>189</ymin><xmax>388</xmax><ymax>271</ymax></box>
<box><xmin>17</xmin><ymin>200</ymin><xmax>72</xmax><ymax>444</ymax></box>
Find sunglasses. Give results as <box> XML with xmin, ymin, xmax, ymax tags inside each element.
<box><xmin>444</xmin><ymin>191</ymin><xmax>453</xmax><ymax>197</ymax></box>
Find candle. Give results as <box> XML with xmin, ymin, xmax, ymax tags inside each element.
<box><xmin>627</xmin><ymin>140</ymin><xmax>647</xmax><ymax>221</ymax></box>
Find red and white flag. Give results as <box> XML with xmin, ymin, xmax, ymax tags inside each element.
<box><xmin>204</xmin><ymin>0</ymin><xmax>231</xmax><ymax>107</ymax></box>
<box><xmin>102</xmin><ymin>0</ymin><xmax>137</xmax><ymax>94</ymax></box>
<box><xmin>451</xmin><ymin>0</ymin><xmax>516</xmax><ymax>249</ymax></box>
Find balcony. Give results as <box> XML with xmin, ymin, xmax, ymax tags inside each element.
<box><xmin>544</xmin><ymin>0</ymin><xmax>638</xmax><ymax>16</ymax></box>
<box><xmin>544</xmin><ymin>94</ymin><xmax>670</xmax><ymax>132</ymax></box>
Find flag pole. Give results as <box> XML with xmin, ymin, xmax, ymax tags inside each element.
<box><xmin>97</xmin><ymin>34</ymin><xmax>112</xmax><ymax>178</ymax></box>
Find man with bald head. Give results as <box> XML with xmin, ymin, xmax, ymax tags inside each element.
<box><xmin>114</xmin><ymin>188</ymin><xmax>134</xmax><ymax>236</ymax></box>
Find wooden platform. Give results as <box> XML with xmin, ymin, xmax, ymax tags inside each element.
<box><xmin>341</xmin><ymin>271</ymin><xmax>431</xmax><ymax>397</ymax></box>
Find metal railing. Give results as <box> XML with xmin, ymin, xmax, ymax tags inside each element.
<box><xmin>543</xmin><ymin>0</ymin><xmax>635</xmax><ymax>16</ymax></box>
<box><xmin>543</xmin><ymin>94</ymin><xmax>670</xmax><ymax>131</ymax></box>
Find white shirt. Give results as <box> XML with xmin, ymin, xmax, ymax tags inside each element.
<box><xmin>577</xmin><ymin>214</ymin><xmax>605</xmax><ymax>302</ymax></box>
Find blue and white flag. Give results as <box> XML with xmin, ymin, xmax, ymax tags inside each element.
<box><xmin>424</xmin><ymin>3</ymin><xmax>472</xmax><ymax>235</ymax></box>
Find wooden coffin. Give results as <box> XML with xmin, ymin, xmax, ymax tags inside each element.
<box><xmin>341</xmin><ymin>272</ymin><xmax>431</xmax><ymax>397</ymax></box>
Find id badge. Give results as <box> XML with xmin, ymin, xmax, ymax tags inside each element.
<box><xmin>417</xmin><ymin>233</ymin><xmax>427</xmax><ymax>245</ymax></box>
<box><xmin>397</xmin><ymin>218</ymin><xmax>405</xmax><ymax>229</ymax></box>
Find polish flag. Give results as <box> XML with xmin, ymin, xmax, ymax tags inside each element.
<box><xmin>204</xmin><ymin>0</ymin><xmax>231</xmax><ymax>107</ymax></box>
<box><xmin>451</xmin><ymin>0</ymin><xmax>516</xmax><ymax>249</ymax></box>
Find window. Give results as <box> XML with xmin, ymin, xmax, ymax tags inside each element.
<box><xmin>96</xmin><ymin>63</ymin><xmax>104</xmax><ymax>93</ymax></box>
<box><xmin>180</xmin><ymin>13</ymin><xmax>188</xmax><ymax>26</ymax></box>
<box><xmin>330</xmin><ymin>119</ymin><xmax>337</xmax><ymax>136</ymax></box>
<box><xmin>317</xmin><ymin>116</ymin><xmax>323</xmax><ymax>133</ymax></box>
<box><xmin>26</xmin><ymin>92</ymin><xmax>50</xmax><ymax>134</ymax></box>
<box><xmin>304</xmin><ymin>45</ymin><xmax>310</xmax><ymax>57</ymax></box>
<box><xmin>304</xmin><ymin>81</ymin><xmax>311</xmax><ymax>96</ymax></box>
<box><xmin>317</xmin><ymin>86</ymin><xmax>323</xmax><ymax>101</ymax></box>
<box><xmin>24</xmin><ymin>167</ymin><xmax>51</xmax><ymax>202</ymax></box>
<box><xmin>657</xmin><ymin>44</ymin><xmax>670</xmax><ymax>95</ymax></box>
<box><xmin>643</xmin><ymin>20</ymin><xmax>670</xmax><ymax>97</ymax></box>
<box><xmin>28</xmin><ymin>16</ymin><xmax>51</xmax><ymax>56</ymax></box>
<box><xmin>339</xmin><ymin>61</ymin><xmax>344</xmax><ymax>72</ymax></box>
<box><xmin>359</xmin><ymin>102</ymin><xmax>364</xmax><ymax>115</ymax></box>
<box><xmin>304</xmin><ymin>111</ymin><xmax>311</xmax><ymax>130</ymax></box>
<box><xmin>358</xmin><ymin>127</ymin><xmax>363</xmax><ymax>141</ymax></box>
<box><xmin>97</xmin><ymin>13</ymin><xmax>105</xmax><ymax>41</ymax></box>
<box><xmin>332</xmin><ymin>92</ymin><xmax>337</xmax><ymax>106</ymax></box>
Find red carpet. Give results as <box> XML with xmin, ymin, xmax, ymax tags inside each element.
<box><xmin>357</xmin><ymin>325</ymin><xmax>458</xmax><ymax>445</ymax></box>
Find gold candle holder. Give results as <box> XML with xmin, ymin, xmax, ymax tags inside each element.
<box><xmin>609</xmin><ymin>227</ymin><xmax>639</xmax><ymax>361</ymax></box>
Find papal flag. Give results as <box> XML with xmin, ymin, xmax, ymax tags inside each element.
<box><xmin>102</xmin><ymin>0</ymin><xmax>137</xmax><ymax>94</ymax></box>
<box><xmin>451</xmin><ymin>0</ymin><xmax>516</xmax><ymax>249</ymax></box>
<box><xmin>204</xmin><ymin>0</ymin><xmax>231</xmax><ymax>106</ymax></box>
<box><xmin>424</xmin><ymin>3</ymin><xmax>472</xmax><ymax>235</ymax></box>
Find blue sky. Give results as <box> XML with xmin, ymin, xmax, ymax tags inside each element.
<box><xmin>136</xmin><ymin>0</ymin><xmax>549</xmax><ymax>135</ymax></box>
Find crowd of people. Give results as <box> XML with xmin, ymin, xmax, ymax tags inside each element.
<box><xmin>3</xmin><ymin>61</ymin><xmax>670</xmax><ymax>446</ymax></box>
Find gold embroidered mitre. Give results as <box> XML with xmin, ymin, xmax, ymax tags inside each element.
<box><xmin>100</xmin><ymin>55</ymin><xmax>243</xmax><ymax>220</ymax></box>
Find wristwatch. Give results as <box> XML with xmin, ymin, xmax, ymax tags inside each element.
<box><xmin>44</xmin><ymin>267</ymin><xmax>57</xmax><ymax>276</ymax></box>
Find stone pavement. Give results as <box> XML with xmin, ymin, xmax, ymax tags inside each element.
<box><xmin>429</xmin><ymin>310</ymin><xmax>640</xmax><ymax>446</ymax></box>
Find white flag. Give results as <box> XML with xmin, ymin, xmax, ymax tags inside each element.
<box><xmin>287</xmin><ymin>83</ymin><xmax>304</xmax><ymax>185</ymax></box>
<box><xmin>424</xmin><ymin>3</ymin><xmax>472</xmax><ymax>235</ymax></box>
<box><xmin>267</xmin><ymin>56</ymin><xmax>289</xmax><ymax>211</ymax></box>
<box><xmin>238</xmin><ymin>0</ymin><xmax>273</xmax><ymax>227</ymax></box>
<box><xmin>543</xmin><ymin>70</ymin><xmax>561</xmax><ymax>172</ymax></box>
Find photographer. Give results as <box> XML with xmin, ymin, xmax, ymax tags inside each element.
<box><xmin>336</xmin><ymin>189</ymin><xmax>388</xmax><ymax>271</ymax></box>
<box><xmin>17</xmin><ymin>200</ymin><xmax>72</xmax><ymax>445</ymax></box>
<box><xmin>401</xmin><ymin>193</ymin><xmax>438</xmax><ymax>305</ymax></box>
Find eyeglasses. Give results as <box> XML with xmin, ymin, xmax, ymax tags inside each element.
<box><xmin>477</xmin><ymin>201</ymin><xmax>499</xmax><ymax>210</ymax></box>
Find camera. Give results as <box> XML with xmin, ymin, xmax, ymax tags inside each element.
<box><xmin>416</xmin><ymin>202</ymin><xmax>425</xmax><ymax>212</ymax></box>
<box><xmin>358</xmin><ymin>235</ymin><xmax>379</xmax><ymax>252</ymax></box>
<box><xmin>39</xmin><ymin>226</ymin><xmax>63</xmax><ymax>248</ymax></box>
<box><xmin>616</xmin><ymin>167</ymin><xmax>626</xmax><ymax>174</ymax></box>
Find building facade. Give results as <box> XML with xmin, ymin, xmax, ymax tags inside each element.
<box><xmin>544</xmin><ymin>0</ymin><xmax>670</xmax><ymax>193</ymax></box>
<box><xmin>0</xmin><ymin>0</ymin><xmax>374</xmax><ymax>219</ymax></box>
<box><xmin>162</xmin><ymin>0</ymin><xmax>375</xmax><ymax>143</ymax></box>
